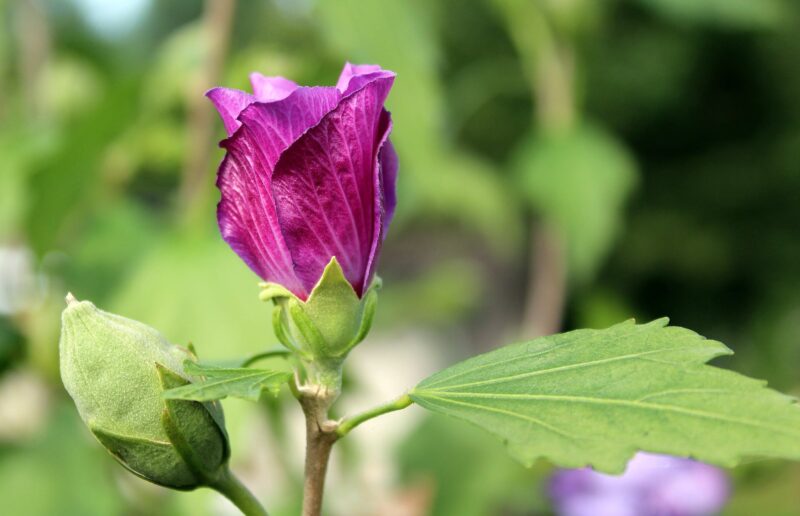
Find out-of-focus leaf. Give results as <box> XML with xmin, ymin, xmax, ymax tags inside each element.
<box><xmin>142</xmin><ymin>22</ymin><xmax>205</xmax><ymax>110</ymax></box>
<box><xmin>0</xmin><ymin>126</ymin><xmax>53</xmax><ymax>239</ymax></box>
<box><xmin>584</xmin><ymin>26</ymin><xmax>696</xmax><ymax>132</ymax></box>
<box><xmin>63</xmin><ymin>201</ymin><xmax>161</xmax><ymax>305</ymax></box>
<box><xmin>513</xmin><ymin>124</ymin><xmax>637</xmax><ymax>282</ymax></box>
<box><xmin>398</xmin><ymin>414</ymin><xmax>548</xmax><ymax>516</ymax></box>
<box><xmin>26</xmin><ymin>79</ymin><xmax>140</xmax><ymax>255</ymax></box>
<box><xmin>164</xmin><ymin>361</ymin><xmax>291</xmax><ymax>402</ymax></box>
<box><xmin>377</xmin><ymin>260</ymin><xmax>482</xmax><ymax>328</ymax></box>
<box><xmin>636</xmin><ymin>0</ymin><xmax>784</xmax><ymax>29</ymax></box>
<box><xmin>109</xmin><ymin>230</ymin><xmax>278</xmax><ymax>361</ymax></box>
<box><xmin>411</xmin><ymin>319</ymin><xmax>800</xmax><ymax>473</ymax></box>
<box><xmin>37</xmin><ymin>57</ymin><xmax>103</xmax><ymax>119</ymax></box>
<box><xmin>726</xmin><ymin>462</ymin><xmax>800</xmax><ymax>515</ymax></box>
<box><xmin>0</xmin><ymin>406</ymin><xmax>125</xmax><ymax>515</ymax></box>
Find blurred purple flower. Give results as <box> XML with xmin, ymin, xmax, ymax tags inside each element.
<box><xmin>207</xmin><ymin>63</ymin><xmax>398</xmax><ymax>300</ymax></box>
<box><xmin>548</xmin><ymin>453</ymin><xmax>730</xmax><ymax>516</ymax></box>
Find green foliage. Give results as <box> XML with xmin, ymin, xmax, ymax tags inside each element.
<box><xmin>109</xmin><ymin>230</ymin><xmax>278</xmax><ymax>361</ymax></box>
<box><xmin>0</xmin><ymin>407</ymin><xmax>125</xmax><ymax>516</ymax></box>
<box><xmin>377</xmin><ymin>260</ymin><xmax>482</xmax><ymax>328</ymax></box>
<box><xmin>63</xmin><ymin>201</ymin><xmax>162</xmax><ymax>304</ymax></box>
<box><xmin>25</xmin><ymin>78</ymin><xmax>140</xmax><ymax>254</ymax></box>
<box><xmin>164</xmin><ymin>361</ymin><xmax>291</xmax><ymax>402</ymax></box>
<box><xmin>0</xmin><ymin>125</ymin><xmax>49</xmax><ymax>239</ymax></box>
<box><xmin>411</xmin><ymin>319</ymin><xmax>800</xmax><ymax>473</ymax></box>
<box><xmin>398</xmin><ymin>415</ymin><xmax>549</xmax><ymax>516</ymax></box>
<box><xmin>636</xmin><ymin>0</ymin><xmax>785</xmax><ymax>29</ymax></box>
<box><xmin>513</xmin><ymin>125</ymin><xmax>637</xmax><ymax>282</ymax></box>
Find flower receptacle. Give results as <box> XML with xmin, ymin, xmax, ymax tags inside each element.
<box><xmin>261</xmin><ymin>258</ymin><xmax>379</xmax><ymax>363</ymax></box>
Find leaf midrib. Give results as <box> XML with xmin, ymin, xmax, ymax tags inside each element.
<box><xmin>419</xmin><ymin>323</ymin><xmax>641</xmax><ymax>389</ymax></box>
<box><xmin>421</xmin><ymin>345</ymin><xmax>713</xmax><ymax>392</ymax></box>
<box><xmin>413</xmin><ymin>390</ymin><xmax>800</xmax><ymax>439</ymax></box>
<box><xmin>165</xmin><ymin>370</ymin><xmax>288</xmax><ymax>397</ymax></box>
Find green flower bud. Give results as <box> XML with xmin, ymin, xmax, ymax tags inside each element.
<box><xmin>59</xmin><ymin>294</ymin><xmax>229</xmax><ymax>490</ymax></box>
<box><xmin>260</xmin><ymin>258</ymin><xmax>379</xmax><ymax>386</ymax></box>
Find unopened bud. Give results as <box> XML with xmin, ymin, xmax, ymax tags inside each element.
<box><xmin>59</xmin><ymin>295</ymin><xmax>229</xmax><ymax>490</ymax></box>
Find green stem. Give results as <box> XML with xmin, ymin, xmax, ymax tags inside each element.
<box><xmin>212</xmin><ymin>467</ymin><xmax>269</xmax><ymax>516</ymax></box>
<box><xmin>336</xmin><ymin>394</ymin><xmax>414</xmax><ymax>438</ymax></box>
<box><xmin>241</xmin><ymin>349</ymin><xmax>291</xmax><ymax>367</ymax></box>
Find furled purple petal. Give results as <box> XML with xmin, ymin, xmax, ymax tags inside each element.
<box><xmin>208</xmin><ymin>77</ymin><xmax>300</xmax><ymax>137</ymax></box>
<box><xmin>206</xmin><ymin>88</ymin><xmax>256</xmax><ymax>136</ymax></box>
<box><xmin>378</xmin><ymin>137</ymin><xmax>398</xmax><ymax>231</ymax></box>
<box><xmin>249</xmin><ymin>73</ymin><xmax>298</xmax><ymax>102</ymax></box>
<box><xmin>336</xmin><ymin>62</ymin><xmax>396</xmax><ymax>97</ymax></box>
<box><xmin>362</xmin><ymin>109</ymin><xmax>394</xmax><ymax>288</ymax></box>
<box><xmin>271</xmin><ymin>73</ymin><xmax>395</xmax><ymax>296</ymax></box>
<box><xmin>215</xmin><ymin>86</ymin><xmax>341</xmax><ymax>298</ymax></box>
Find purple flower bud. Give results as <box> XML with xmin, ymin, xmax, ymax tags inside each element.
<box><xmin>548</xmin><ymin>453</ymin><xmax>730</xmax><ymax>516</ymax></box>
<box><xmin>207</xmin><ymin>63</ymin><xmax>398</xmax><ymax>300</ymax></box>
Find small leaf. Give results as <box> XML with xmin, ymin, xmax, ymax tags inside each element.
<box><xmin>411</xmin><ymin>319</ymin><xmax>800</xmax><ymax>473</ymax></box>
<box><xmin>163</xmin><ymin>362</ymin><xmax>291</xmax><ymax>402</ymax></box>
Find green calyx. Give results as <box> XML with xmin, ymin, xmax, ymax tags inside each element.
<box><xmin>260</xmin><ymin>258</ymin><xmax>380</xmax><ymax>384</ymax></box>
<box><xmin>59</xmin><ymin>295</ymin><xmax>230</xmax><ymax>490</ymax></box>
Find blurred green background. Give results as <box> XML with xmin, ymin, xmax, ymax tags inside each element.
<box><xmin>1</xmin><ymin>0</ymin><xmax>799</xmax><ymax>514</ymax></box>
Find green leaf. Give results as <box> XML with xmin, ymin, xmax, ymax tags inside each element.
<box><xmin>410</xmin><ymin>319</ymin><xmax>800</xmax><ymax>473</ymax></box>
<box><xmin>512</xmin><ymin>125</ymin><xmax>637</xmax><ymax>283</ymax></box>
<box><xmin>163</xmin><ymin>362</ymin><xmax>291</xmax><ymax>402</ymax></box>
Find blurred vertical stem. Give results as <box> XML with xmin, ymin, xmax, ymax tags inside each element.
<box><xmin>15</xmin><ymin>0</ymin><xmax>50</xmax><ymax>118</ymax></box>
<box><xmin>496</xmin><ymin>0</ymin><xmax>573</xmax><ymax>337</ymax></box>
<box><xmin>179</xmin><ymin>0</ymin><xmax>236</xmax><ymax>220</ymax></box>
<box><xmin>523</xmin><ymin>21</ymin><xmax>572</xmax><ymax>338</ymax></box>
<box><xmin>523</xmin><ymin>219</ymin><xmax>567</xmax><ymax>338</ymax></box>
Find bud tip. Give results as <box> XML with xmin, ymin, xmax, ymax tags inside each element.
<box><xmin>65</xmin><ymin>292</ymin><xmax>79</xmax><ymax>306</ymax></box>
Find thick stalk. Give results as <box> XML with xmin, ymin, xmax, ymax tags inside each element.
<box><xmin>179</xmin><ymin>0</ymin><xmax>236</xmax><ymax>216</ymax></box>
<box><xmin>298</xmin><ymin>390</ymin><xmax>415</xmax><ymax>514</ymax></box>
<box><xmin>301</xmin><ymin>413</ymin><xmax>337</xmax><ymax>516</ymax></box>
<box><xmin>295</xmin><ymin>359</ymin><xmax>343</xmax><ymax>516</ymax></box>
<box><xmin>299</xmin><ymin>391</ymin><xmax>339</xmax><ymax>516</ymax></box>
<box><xmin>212</xmin><ymin>467</ymin><xmax>269</xmax><ymax>516</ymax></box>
